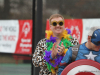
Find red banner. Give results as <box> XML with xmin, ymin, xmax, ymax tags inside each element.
<box><xmin>0</xmin><ymin>20</ymin><xmax>32</xmax><ymax>55</ymax></box>
<box><xmin>15</xmin><ymin>20</ymin><xmax>32</xmax><ymax>54</ymax></box>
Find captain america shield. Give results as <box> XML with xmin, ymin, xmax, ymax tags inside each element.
<box><xmin>61</xmin><ymin>59</ymin><xmax>100</xmax><ymax>75</ymax></box>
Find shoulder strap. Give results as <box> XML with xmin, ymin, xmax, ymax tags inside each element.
<box><xmin>71</xmin><ymin>44</ymin><xmax>80</xmax><ymax>62</ymax></box>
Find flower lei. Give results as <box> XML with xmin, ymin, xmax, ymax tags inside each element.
<box><xmin>44</xmin><ymin>29</ymin><xmax>74</xmax><ymax>73</ymax></box>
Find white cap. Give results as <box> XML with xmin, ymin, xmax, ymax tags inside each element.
<box><xmin>88</xmin><ymin>26</ymin><xmax>100</xmax><ymax>36</ymax></box>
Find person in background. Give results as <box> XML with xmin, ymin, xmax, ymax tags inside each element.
<box><xmin>32</xmin><ymin>14</ymin><xmax>79</xmax><ymax>75</ymax></box>
<box><xmin>58</xmin><ymin>26</ymin><xmax>100</xmax><ymax>75</ymax></box>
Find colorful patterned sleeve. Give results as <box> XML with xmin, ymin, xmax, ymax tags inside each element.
<box><xmin>32</xmin><ymin>38</ymin><xmax>47</xmax><ymax>67</ymax></box>
<box><xmin>70</xmin><ymin>37</ymin><xmax>79</xmax><ymax>46</ymax></box>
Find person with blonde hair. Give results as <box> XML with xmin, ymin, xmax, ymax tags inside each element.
<box><xmin>32</xmin><ymin>14</ymin><xmax>78</xmax><ymax>75</ymax></box>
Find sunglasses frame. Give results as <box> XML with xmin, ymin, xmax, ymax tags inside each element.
<box><xmin>51</xmin><ymin>20</ymin><xmax>64</xmax><ymax>26</ymax></box>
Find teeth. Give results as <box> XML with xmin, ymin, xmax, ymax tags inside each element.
<box><xmin>56</xmin><ymin>28</ymin><xmax>61</xmax><ymax>30</ymax></box>
<box><xmin>56</xmin><ymin>29</ymin><xmax>60</xmax><ymax>30</ymax></box>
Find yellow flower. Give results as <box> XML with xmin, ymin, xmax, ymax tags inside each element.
<box><xmin>66</xmin><ymin>34</ymin><xmax>71</xmax><ymax>40</ymax></box>
<box><xmin>51</xmin><ymin>66</ymin><xmax>58</xmax><ymax>74</ymax></box>
<box><xmin>61</xmin><ymin>30</ymin><xmax>71</xmax><ymax>40</ymax></box>
<box><xmin>62</xmin><ymin>30</ymin><xmax>68</xmax><ymax>38</ymax></box>
<box><xmin>45</xmin><ymin>30</ymin><xmax>53</xmax><ymax>39</ymax></box>
<box><xmin>63</xmin><ymin>49</ymin><xmax>68</xmax><ymax>55</ymax></box>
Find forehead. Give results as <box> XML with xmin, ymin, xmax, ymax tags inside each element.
<box><xmin>51</xmin><ymin>17</ymin><xmax>63</xmax><ymax>22</ymax></box>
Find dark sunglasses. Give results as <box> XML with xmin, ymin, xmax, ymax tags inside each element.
<box><xmin>51</xmin><ymin>21</ymin><xmax>64</xmax><ymax>26</ymax></box>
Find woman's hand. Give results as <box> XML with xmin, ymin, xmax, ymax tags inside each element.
<box><xmin>51</xmin><ymin>42</ymin><xmax>65</xmax><ymax>58</ymax></box>
<box><xmin>57</xmin><ymin>42</ymin><xmax>65</xmax><ymax>55</ymax></box>
<box><xmin>51</xmin><ymin>43</ymin><xmax>58</xmax><ymax>58</ymax></box>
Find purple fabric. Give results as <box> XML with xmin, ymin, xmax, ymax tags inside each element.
<box><xmin>44</xmin><ymin>50</ymin><xmax>63</xmax><ymax>67</ymax></box>
<box><xmin>66</xmin><ymin>29</ymin><xmax>71</xmax><ymax>34</ymax></box>
<box><xmin>46</xmin><ymin>35</ymin><xmax>57</xmax><ymax>43</ymax></box>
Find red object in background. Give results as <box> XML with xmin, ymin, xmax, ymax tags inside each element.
<box><xmin>15</xmin><ymin>20</ymin><xmax>32</xmax><ymax>54</ymax></box>
<box><xmin>61</xmin><ymin>59</ymin><xmax>100</xmax><ymax>75</ymax></box>
<box><xmin>13</xmin><ymin>20</ymin><xmax>32</xmax><ymax>62</ymax></box>
<box><xmin>46</xmin><ymin>19</ymin><xmax>83</xmax><ymax>44</ymax></box>
<box><xmin>64</xmin><ymin>19</ymin><xmax>83</xmax><ymax>44</ymax></box>
<box><xmin>46</xmin><ymin>19</ymin><xmax>50</xmax><ymax>30</ymax></box>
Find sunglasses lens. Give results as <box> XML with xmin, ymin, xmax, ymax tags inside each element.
<box><xmin>59</xmin><ymin>22</ymin><xmax>63</xmax><ymax>26</ymax></box>
<box><xmin>51</xmin><ymin>21</ymin><xmax>64</xmax><ymax>26</ymax></box>
<box><xmin>52</xmin><ymin>22</ymin><xmax>57</xmax><ymax>26</ymax></box>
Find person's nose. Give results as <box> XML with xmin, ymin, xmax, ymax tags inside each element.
<box><xmin>56</xmin><ymin>23</ymin><xmax>59</xmax><ymax>26</ymax></box>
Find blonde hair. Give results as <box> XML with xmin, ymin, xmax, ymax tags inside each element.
<box><xmin>49</xmin><ymin>14</ymin><xmax>64</xmax><ymax>25</ymax></box>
